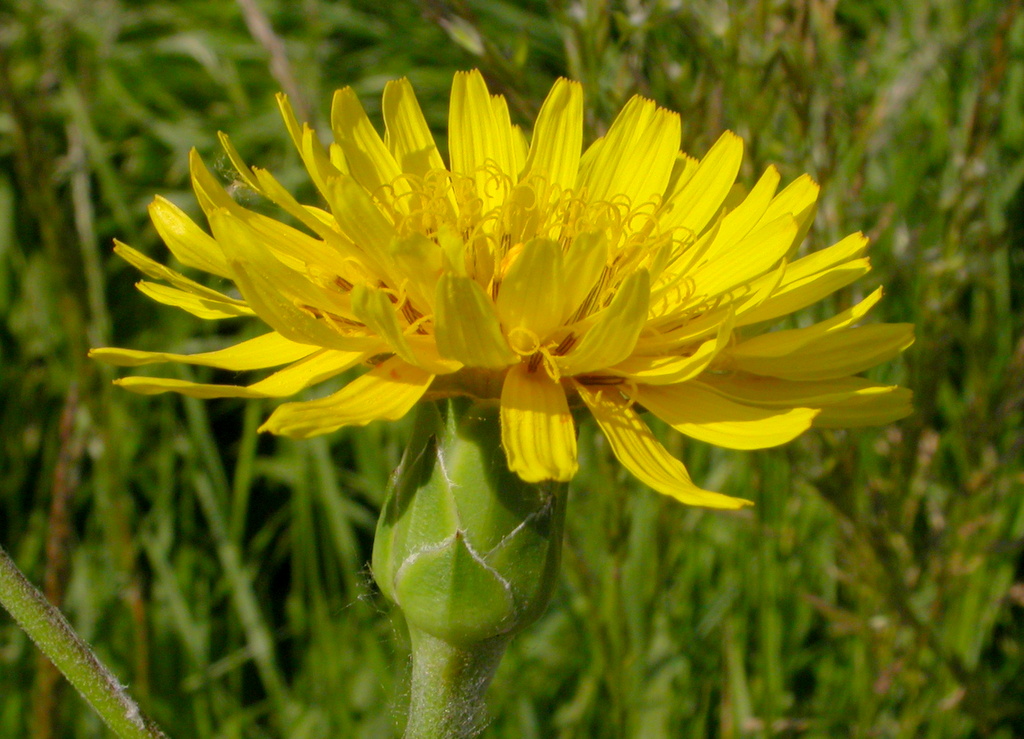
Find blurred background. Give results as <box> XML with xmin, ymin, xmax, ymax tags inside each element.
<box><xmin>1</xmin><ymin>0</ymin><xmax>1022</xmax><ymax>736</ymax></box>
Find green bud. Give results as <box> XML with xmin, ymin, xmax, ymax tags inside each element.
<box><xmin>372</xmin><ymin>399</ymin><xmax>567</xmax><ymax>648</ymax></box>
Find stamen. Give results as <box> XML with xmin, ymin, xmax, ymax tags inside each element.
<box><xmin>553</xmin><ymin>332</ymin><xmax>577</xmax><ymax>356</ymax></box>
<box><xmin>576</xmin><ymin>375</ymin><xmax>625</xmax><ymax>386</ymax></box>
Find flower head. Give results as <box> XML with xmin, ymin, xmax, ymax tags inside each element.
<box><xmin>92</xmin><ymin>71</ymin><xmax>913</xmax><ymax>508</ymax></box>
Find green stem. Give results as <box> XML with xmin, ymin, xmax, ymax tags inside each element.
<box><xmin>404</xmin><ymin>628</ymin><xmax>508</xmax><ymax>739</ymax></box>
<box><xmin>0</xmin><ymin>545</ymin><xmax>167</xmax><ymax>739</ymax></box>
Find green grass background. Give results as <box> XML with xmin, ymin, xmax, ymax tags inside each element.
<box><xmin>2</xmin><ymin>0</ymin><xmax>1023</xmax><ymax>736</ymax></box>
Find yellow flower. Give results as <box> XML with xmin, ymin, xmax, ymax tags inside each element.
<box><xmin>91</xmin><ymin>70</ymin><xmax>913</xmax><ymax>509</ymax></box>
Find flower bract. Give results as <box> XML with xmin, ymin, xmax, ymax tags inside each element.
<box><xmin>92</xmin><ymin>70</ymin><xmax>914</xmax><ymax>508</ymax></box>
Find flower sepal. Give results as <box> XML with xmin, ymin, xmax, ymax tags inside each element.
<box><xmin>372</xmin><ymin>398</ymin><xmax>566</xmax><ymax>647</ymax></box>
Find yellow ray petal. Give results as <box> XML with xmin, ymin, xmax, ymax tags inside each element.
<box><xmin>500</xmin><ymin>364</ymin><xmax>578</xmax><ymax>482</ymax></box>
<box><xmin>389</xmin><ymin>233</ymin><xmax>442</xmax><ymax>312</ymax></box>
<box><xmin>207</xmin><ymin>210</ymin><xmax>370</xmax><ymax>350</ymax></box>
<box><xmin>813</xmin><ymin>387</ymin><xmax>914</xmax><ymax>427</ymax></box>
<box><xmin>495</xmin><ymin>238</ymin><xmax>567</xmax><ymax>344</ymax></box>
<box><xmin>115</xmin><ymin>347</ymin><xmax>371</xmax><ymax>399</ymax></box>
<box><xmin>382</xmin><ymin>78</ymin><xmax>447</xmax><ymax>176</ymax></box>
<box><xmin>699</xmin><ymin>166</ymin><xmax>781</xmax><ymax>263</ymax></box>
<box><xmin>730</xmin><ymin>323</ymin><xmax>915</xmax><ymax>381</ymax></box>
<box><xmin>614</xmin><ymin>311</ymin><xmax>733</xmax><ymax>385</ymax></box>
<box><xmin>738</xmin><ymin>259</ymin><xmax>871</xmax><ymax>326</ymax></box>
<box><xmin>576</xmin><ymin>96</ymin><xmax>680</xmax><ymax>208</ymax></box>
<box><xmin>260</xmin><ymin>356</ymin><xmax>433</xmax><ymax>438</ymax></box>
<box><xmin>562</xmin><ymin>232</ymin><xmax>609</xmax><ymax>321</ymax></box>
<box><xmin>276</xmin><ymin>94</ymin><xmax>348</xmax><ymax>191</ymax></box>
<box><xmin>209</xmin><ymin>208</ymin><xmax>353</xmax><ymax>318</ymax></box>
<box><xmin>698</xmin><ymin>374</ymin><xmax>913</xmax><ymax>428</ymax></box>
<box><xmin>688</xmin><ymin>214</ymin><xmax>797</xmax><ymax>300</ymax></box>
<box><xmin>217</xmin><ymin>132</ymin><xmax>264</xmax><ymax>195</ymax></box>
<box><xmin>89</xmin><ymin>332</ymin><xmax>317</xmax><ymax>369</ymax></box>
<box><xmin>557</xmin><ymin>269</ymin><xmax>650</xmax><ymax>376</ymax></box>
<box><xmin>511</xmin><ymin>124</ymin><xmax>529</xmax><ymax>176</ymax></box>
<box><xmin>434</xmin><ymin>273</ymin><xmax>516</xmax><ymax>369</ymax></box>
<box><xmin>784</xmin><ymin>232</ymin><xmax>870</xmax><ymax>284</ymax></box>
<box><xmin>490</xmin><ymin>93</ymin><xmax>520</xmax><ymax>178</ymax></box>
<box><xmin>635</xmin><ymin>383</ymin><xmax>818</xmax><ymax>450</ymax></box>
<box><xmin>322</xmin><ymin>174</ymin><xmax>397</xmax><ymax>281</ymax></box>
<box><xmin>740</xmin><ymin>231</ymin><xmax>871</xmax><ymax>325</ymax></box>
<box><xmin>659</xmin><ymin>131</ymin><xmax>744</xmax><ymax>237</ymax></box>
<box><xmin>522</xmin><ymin>78</ymin><xmax>583</xmax><ymax>192</ymax></box>
<box><xmin>115</xmin><ymin>376</ymin><xmax>268</xmax><ymax>398</ymax></box>
<box><xmin>136</xmin><ymin>281</ymin><xmax>254</xmax><ymax>319</ymax></box>
<box><xmin>663</xmin><ymin>153</ymin><xmax>700</xmax><ymax>200</ymax></box>
<box><xmin>576</xmin><ymin>383</ymin><xmax>751</xmax><ymax>508</ymax></box>
<box><xmin>351</xmin><ymin>283</ymin><xmax>417</xmax><ymax>362</ymax></box>
<box><xmin>732</xmin><ymin>287</ymin><xmax>884</xmax><ymax>358</ymax></box>
<box><xmin>114</xmin><ymin>241</ymin><xmax>236</xmax><ymax>303</ymax></box>
<box><xmin>448</xmin><ymin>70</ymin><xmax>514</xmax><ymax>211</ymax></box>
<box><xmin>350</xmin><ymin>284</ymin><xmax>457</xmax><ymax>374</ymax></box>
<box><xmin>331</xmin><ymin>87</ymin><xmax>404</xmax><ymax>204</ymax></box>
<box><xmin>758</xmin><ymin>173</ymin><xmax>819</xmax><ymax>255</ymax></box>
<box><xmin>148</xmin><ymin>196</ymin><xmax>232</xmax><ymax>279</ymax></box>
<box><xmin>189</xmin><ymin>148</ymin><xmax>237</xmax><ymax>215</ymax></box>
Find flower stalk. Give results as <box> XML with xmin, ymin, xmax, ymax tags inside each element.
<box><xmin>0</xmin><ymin>545</ymin><xmax>166</xmax><ymax>739</ymax></box>
<box><xmin>373</xmin><ymin>399</ymin><xmax>568</xmax><ymax>737</ymax></box>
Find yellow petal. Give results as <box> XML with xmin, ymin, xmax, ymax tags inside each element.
<box><xmin>500</xmin><ymin>364</ymin><xmax>578</xmax><ymax>482</ymax></box>
<box><xmin>562</xmin><ymin>231</ymin><xmax>609</xmax><ymax>321</ymax></box>
<box><xmin>89</xmin><ymin>332</ymin><xmax>316</xmax><ymax>369</ymax></box>
<box><xmin>350</xmin><ymin>284</ymin><xmax>456</xmax><ymax>374</ymax></box>
<box><xmin>813</xmin><ymin>386</ymin><xmax>913</xmax><ymax>427</ymax></box>
<box><xmin>207</xmin><ymin>210</ymin><xmax>369</xmax><ymax>350</ymax></box>
<box><xmin>522</xmin><ymin>78</ymin><xmax>583</xmax><ymax>191</ymax></box>
<box><xmin>382</xmin><ymin>77</ymin><xmax>447</xmax><ymax>176</ymax></box>
<box><xmin>114</xmin><ymin>241</ymin><xmax>235</xmax><ymax>303</ymax></box>
<box><xmin>699</xmin><ymin>166</ymin><xmax>780</xmax><ymax>263</ymax></box>
<box><xmin>136</xmin><ymin>281</ymin><xmax>254</xmax><ymax>319</ymax></box>
<box><xmin>246</xmin><ymin>348</ymin><xmax>373</xmax><ymax>396</ymax></box>
<box><xmin>260</xmin><ymin>356</ymin><xmax>433</xmax><ymax>438</ymax></box>
<box><xmin>115</xmin><ymin>347</ymin><xmax>370</xmax><ymax>399</ymax></box>
<box><xmin>276</xmin><ymin>94</ymin><xmax>347</xmax><ymax>191</ymax></box>
<box><xmin>209</xmin><ymin>208</ymin><xmax>352</xmax><ymax>318</ymax></box>
<box><xmin>576</xmin><ymin>383</ymin><xmax>751</xmax><ymax>508</ymax></box>
<box><xmin>663</xmin><ymin>153</ymin><xmax>700</xmax><ymax>200</ymax></box>
<box><xmin>557</xmin><ymin>269</ymin><xmax>650</xmax><ymax>376</ymax></box>
<box><xmin>730</xmin><ymin>323</ymin><xmax>915</xmax><ymax>381</ymax></box>
<box><xmin>434</xmin><ymin>273</ymin><xmax>516</xmax><ymax>369</ymax></box>
<box><xmin>739</xmin><ymin>259</ymin><xmax>871</xmax><ymax>326</ymax></box>
<box><xmin>321</xmin><ymin>175</ymin><xmax>397</xmax><ymax>281</ymax></box>
<box><xmin>331</xmin><ymin>87</ymin><xmax>404</xmax><ymax>203</ymax></box>
<box><xmin>490</xmin><ymin>92</ymin><xmax>520</xmax><ymax>179</ymax></box>
<box><xmin>511</xmin><ymin>124</ymin><xmax>529</xmax><ymax>176</ymax></box>
<box><xmin>495</xmin><ymin>238</ymin><xmax>566</xmax><ymax>342</ymax></box>
<box><xmin>189</xmin><ymin>148</ymin><xmax>236</xmax><ymax>215</ymax></box>
<box><xmin>758</xmin><ymin>173</ymin><xmax>819</xmax><ymax>256</ymax></box>
<box><xmin>782</xmin><ymin>232</ymin><xmax>870</xmax><ymax>285</ymax></box>
<box><xmin>351</xmin><ymin>283</ymin><xmax>417</xmax><ymax>362</ymax></box>
<box><xmin>688</xmin><ymin>214</ymin><xmax>797</xmax><ymax>300</ymax></box>
<box><xmin>731</xmin><ymin>287</ymin><xmax>884</xmax><ymax>359</ymax></box>
<box><xmin>614</xmin><ymin>311</ymin><xmax>733</xmax><ymax>385</ymax></box>
<box><xmin>635</xmin><ymin>383</ymin><xmax>818</xmax><ymax>450</ymax></box>
<box><xmin>659</xmin><ymin>131</ymin><xmax>744</xmax><ymax>237</ymax></box>
<box><xmin>217</xmin><ymin>132</ymin><xmax>264</xmax><ymax>195</ymax></box>
<box><xmin>389</xmin><ymin>233</ymin><xmax>443</xmax><ymax>312</ymax></box>
<box><xmin>115</xmin><ymin>376</ymin><xmax>267</xmax><ymax>398</ymax></box>
<box><xmin>448</xmin><ymin>70</ymin><xmax>514</xmax><ymax>211</ymax></box>
<box><xmin>699</xmin><ymin>373</ymin><xmax>913</xmax><ymax>428</ymax></box>
<box><xmin>577</xmin><ymin>96</ymin><xmax>680</xmax><ymax>208</ymax></box>
<box><xmin>148</xmin><ymin>196</ymin><xmax>232</xmax><ymax>279</ymax></box>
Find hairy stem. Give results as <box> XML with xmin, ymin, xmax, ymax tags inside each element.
<box><xmin>0</xmin><ymin>545</ymin><xmax>167</xmax><ymax>739</ymax></box>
